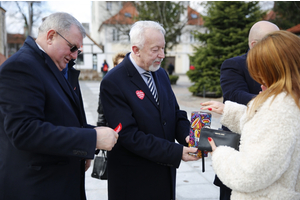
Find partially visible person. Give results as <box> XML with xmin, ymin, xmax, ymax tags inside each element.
<box><xmin>168</xmin><ymin>62</ymin><xmax>174</xmax><ymax>75</ymax></box>
<box><xmin>101</xmin><ymin>59</ymin><xmax>109</xmax><ymax>77</ymax></box>
<box><xmin>216</xmin><ymin>20</ymin><xmax>279</xmax><ymax>200</ymax></box>
<box><xmin>201</xmin><ymin>30</ymin><xmax>300</xmax><ymax>200</ymax></box>
<box><xmin>113</xmin><ymin>52</ymin><xmax>126</xmax><ymax>67</ymax></box>
<box><xmin>97</xmin><ymin>52</ymin><xmax>126</xmax><ymax>126</ymax></box>
<box><xmin>100</xmin><ymin>20</ymin><xmax>199</xmax><ymax>200</ymax></box>
<box><xmin>0</xmin><ymin>12</ymin><xmax>118</xmax><ymax>200</ymax></box>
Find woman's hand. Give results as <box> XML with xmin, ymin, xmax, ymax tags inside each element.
<box><xmin>201</xmin><ymin>101</ymin><xmax>225</xmax><ymax>115</ymax></box>
<box><xmin>207</xmin><ymin>137</ymin><xmax>217</xmax><ymax>154</ymax></box>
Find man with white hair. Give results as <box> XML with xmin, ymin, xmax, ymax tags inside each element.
<box><xmin>100</xmin><ymin>20</ymin><xmax>199</xmax><ymax>200</ymax></box>
<box><xmin>217</xmin><ymin>20</ymin><xmax>279</xmax><ymax>200</ymax></box>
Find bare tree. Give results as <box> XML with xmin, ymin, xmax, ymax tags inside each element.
<box><xmin>135</xmin><ymin>1</ymin><xmax>188</xmax><ymax>51</ymax></box>
<box><xmin>2</xmin><ymin>1</ymin><xmax>47</xmax><ymax>37</ymax></box>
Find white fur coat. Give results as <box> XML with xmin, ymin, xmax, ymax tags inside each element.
<box><xmin>212</xmin><ymin>92</ymin><xmax>300</xmax><ymax>200</ymax></box>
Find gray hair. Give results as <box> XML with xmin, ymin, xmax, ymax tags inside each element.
<box><xmin>129</xmin><ymin>21</ymin><xmax>165</xmax><ymax>49</ymax></box>
<box><xmin>38</xmin><ymin>12</ymin><xmax>86</xmax><ymax>38</ymax></box>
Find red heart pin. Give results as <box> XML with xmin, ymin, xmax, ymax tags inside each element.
<box><xmin>136</xmin><ymin>90</ymin><xmax>145</xmax><ymax>100</ymax></box>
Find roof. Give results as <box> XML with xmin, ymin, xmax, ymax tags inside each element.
<box><xmin>0</xmin><ymin>6</ymin><xmax>6</xmax><ymax>13</ymax></box>
<box><xmin>102</xmin><ymin>2</ymin><xmax>138</xmax><ymax>26</ymax></box>
<box><xmin>187</xmin><ymin>6</ymin><xmax>204</xmax><ymax>26</ymax></box>
<box><xmin>99</xmin><ymin>2</ymin><xmax>204</xmax><ymax>30</ymax></box>
<box><xmin>7</xmin><ymin>34</ymin><xmax>26</xmax><ymax>44</ymax></box>
<box><xmin>287</xmin><ymin>24</ymin><xmax>300</xmax><ymax>34</ymax></box>
<box><xmin>86</xmin><ymin>33</ymin><xmax>103</xmax><ymax>50</ymax></box>
<box><xmin>264</xmin><ymin>10</ymin><xmax>276</xmax><ymax>21</ymax></box>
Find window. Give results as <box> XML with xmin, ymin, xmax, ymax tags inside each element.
<box><xmin>93</xmin><ymin>54</ymin><xmax>97</xmax><ymax>70</ymax></box>
<box><xmin>189</xmin><ymin>31</ymin><xmax>199</xmax><ymax>43</ymax></box>
<box><xmin>106</xmin><ymin>2</ymin><xmax>112</xmax><ymax>10</ymax></box>
<box><xmin>8</xmin><ymin>43</ymin><xmax>22</xmax><ymax>57</ymax></box>
<box><xmin>112</xmin><ymin>29</ymin><xmax>119</xmax><ymax>41</ymax></box>
<box><xmin>77</xmin><ymin>53</ymin><xmax>84</xmax><ymax>65</ymax></box>
<box><xmin>124</xmin><ymin>12</ymin><xmax>131</xmax><ymax>18</ymax></box>
<box><xmin>191</xmin><ymin>14</ymin><xmax>198</xmax><ymax>19</ymax></box>
<box><xmin>190</xmin><ymin>33</ymin><xmax>195</xmax><ymax>43</ymax></box>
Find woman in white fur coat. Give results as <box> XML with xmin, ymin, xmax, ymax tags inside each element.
<box><xmin>201</xmin><ymin>30</ymin><xmax>300</xmax><ymax>200</ymax></box>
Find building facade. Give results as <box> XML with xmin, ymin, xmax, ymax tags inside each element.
<box><xmin>0</xmin><ymin>6</ymin><xmax>7</xmax><ymax>65</ymax></box>
<box><xmin>7</xmin><ymin>34</ymin><xmax>25</xmax><ymax>58</ymax></box>
<box><xmin>76</xmin><ymin>34</ymin><xmax>104</xmax><ymax>72</ymax></box>
<box><xmin>90</xmin><ymin>1</ymin><xmax>205</xmax><ymax>74</ymax></box>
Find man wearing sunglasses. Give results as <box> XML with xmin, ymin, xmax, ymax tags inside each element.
<box><xmin>0</xmin><ymin>12</ymin><xmax>118</xmax><ymax>200</ymax></box>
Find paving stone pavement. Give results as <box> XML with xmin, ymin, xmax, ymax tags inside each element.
<box><xmin>80</xmin><ymin>74</ymin><xmax>223</xmax><ymax>200</ymax></box>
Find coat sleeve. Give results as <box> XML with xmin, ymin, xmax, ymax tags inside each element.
<box><xmin>174</xmin><ymin>104</ymin><xmax>190</xmax><ymax>146</ymax></box>
<box><xmin>220</xmin><ymin>57</ymin><xmax>257</xmax><ymax>105</ymax></box>
<box><xmin>96</xmin><ymin>92</ymin><xmax>108</xmax><ymax>126</ymax></box>
<box><xmin>220</xmin><ymin>101</ymin><xmax>247</xmax><ymax>134</ymax></box>
<box><xmin>212</xmin><ymin>95</ymin><xmax>298</xmax><ymax>193</ymax></box>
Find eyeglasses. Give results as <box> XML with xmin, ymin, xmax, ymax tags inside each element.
<box><xmin>56</xmin><ymin>31</ymin><xmax>81</xmax><ymax>54</ymax></box>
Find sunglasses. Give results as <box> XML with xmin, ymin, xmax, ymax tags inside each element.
<box><xmin>56</xmin><ymin>31</ymin><xmax>82</xmax><ymax>55</ymax></box>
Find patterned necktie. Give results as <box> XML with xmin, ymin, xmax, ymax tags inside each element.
<box><xmin>143</xmin><ymin>71</ymin><xmax>159</xmax><ymax>105</ymax></box>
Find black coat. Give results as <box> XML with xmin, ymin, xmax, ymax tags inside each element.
<box><xmin>100</xmin><ymin>53</ymin><xmax>190</xmax><ymax>200</ymax></box>
<box><xmin>0</xmin><ymin>37</ymin><xmax>96</xmax><ymax>200</ymax></box>
<box><xmin>220</xmin><ymin>53</ymin><xmax>261</xmax><ymax>105</ymax></box>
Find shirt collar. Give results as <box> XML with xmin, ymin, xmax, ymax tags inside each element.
<box><xmin>36</xmin><ymin>42</ymin><xmax>45</xmax><ymax>53</ymax></box>
<box><xmin>129</xmin><ymin>53</ymin><xmax>148</xmax><ymax>75</ymax></box>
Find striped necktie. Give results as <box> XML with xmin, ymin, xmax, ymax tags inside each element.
<box><xmin>143</xmin><ymin>71</ymin><xmax>159</xmax><ymax>105</ymax></box>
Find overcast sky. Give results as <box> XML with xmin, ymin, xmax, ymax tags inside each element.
<box><xmin>3</xmin><ymin>1</ymin><xmax>92</xmax><ymax>36</ymax></box>
<box><xmin>2</xmin><ymin>1</ymin><xmax>274</xmax><ymax>37</ymax></box>
<box><xmin>46</xmin><ymin>1</ymin><xmax>92</xmax><ymax>24</ymax></box>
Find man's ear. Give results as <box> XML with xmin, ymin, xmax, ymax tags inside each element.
<box><xmin>132</xmin><ymin>45</ymin><xmax>140</xmax><ymax>56</ymax></box>
<box><xmin>46</xmin><ymin>29</ymin><xmax>56</xmax><ymax>45</ymax></box>
<box><xmin>250</xmin><ymin>40</ymin><xmax>257</xmax><ymax>49</ymax></box>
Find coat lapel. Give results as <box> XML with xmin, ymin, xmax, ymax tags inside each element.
<box><xmin>43</xmin><ymin>53</ymin><xmax>81</xmax><ymax>109</ymax></box>
<box><xmin>128</xmin><ymin>67</ymin><xmax>159</xmax><ymax>108</ymax></box>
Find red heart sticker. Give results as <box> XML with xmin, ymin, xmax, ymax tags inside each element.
<box><xmin>136</xmin><ymin>90</ymin><xmax>145</xmax><ymax>100</ymax></box>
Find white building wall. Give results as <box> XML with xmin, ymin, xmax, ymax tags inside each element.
<box><xmin>0</xmin><ymin>7</ymin><xmax>7</xmax><ymax>56</ymax></box>
<box><xmin>165</xmin><ymin>24</ymin><xmax>206</xmax><ymax>74</ymax></box>
<box><xmin>91</xmin><ymin>1</ymin><xmax>123</xmax><ymax>45</ymax></box>
<box><xmin>98</xmin><ymin>25</ymin><xmax>131</xmax><ymax>70</ymax></box>
<box><xmin>75</xmin><ymin>36</ymin><xmax>104</xmax><ymax>72</ymax></box>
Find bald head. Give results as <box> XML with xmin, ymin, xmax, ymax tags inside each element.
<box><xmin>248</xmin><ymin>21</ymin><xmax>279</xmax><ymax>49</ymax></box>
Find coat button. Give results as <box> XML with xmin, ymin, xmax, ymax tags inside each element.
<box><xmin>163</xmin><ymin>121</ymin><xmax>167</xmax><ymax>126</ymax></box>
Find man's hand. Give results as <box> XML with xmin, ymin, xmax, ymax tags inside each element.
<box><xmin>95</xmin><ymin>127</ymin><xmax>119</xmax><ymax>151</ymax></box>
<box><xmin>182</xmin><ymin>147</ymin><xmax>201</xmax><ymax>162</ymax></box>
<box><xmin>85</xmin><ymin>159</ymin><xmax>92</xmax><ymax>171</ymax></box>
